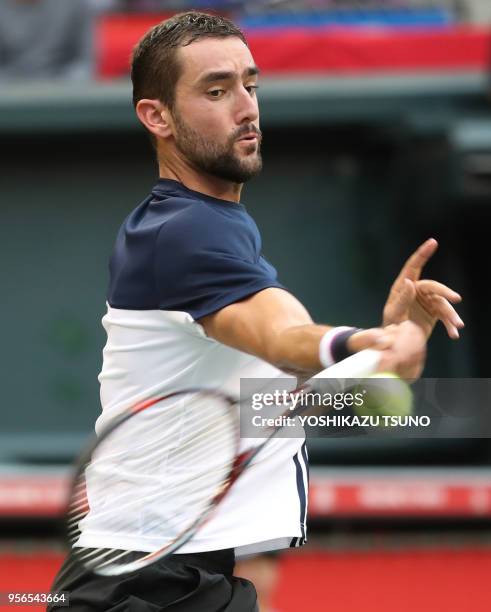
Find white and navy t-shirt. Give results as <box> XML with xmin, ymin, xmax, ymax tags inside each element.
<box><xmin>81</xmin><ymin>179</ymin><xmax>308</xmax><ymax>556</ymax></box>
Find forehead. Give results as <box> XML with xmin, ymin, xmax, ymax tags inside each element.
<box><xmin>176</xmin><ymin>36</ymin><xmax>256</xmax><ymax>85</ymax></box>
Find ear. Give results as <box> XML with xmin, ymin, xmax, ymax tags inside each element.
<box><xmin>135</xmin><ymin>99</ymin><xmax>174</xmax><ymax>140</ymax></box>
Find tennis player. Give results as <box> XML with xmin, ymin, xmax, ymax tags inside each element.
<box><xmin>49</xmin><ymin>11</ymin><xmax>464</xmax><ymax>611</ymax></box>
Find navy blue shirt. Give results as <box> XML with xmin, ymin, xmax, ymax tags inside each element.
<box><xmin>108</xmin><ymin>179</ymin><xmax>285</xmax><ymax>320</ymax></box>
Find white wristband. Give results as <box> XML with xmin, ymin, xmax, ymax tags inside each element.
<box><xmin>319</xmin><ymin>326</ymin><xmax>356</xmax><ymax>368</ymax></box>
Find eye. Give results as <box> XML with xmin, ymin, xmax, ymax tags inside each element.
<box><xmin>208</xmin><ymin>89</ymin><xmax>225</xmax><ymax>98</ymax></box>
<box><xmin>245</xmin><ymin>85</ymin><xmax>259</xmax><ymax>95</ymax></box>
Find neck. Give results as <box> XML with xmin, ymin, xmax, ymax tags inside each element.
<box><xmin>158</xmin><ymin>158</ymin><xmax>242</xmax><ymax>204</ymax></box>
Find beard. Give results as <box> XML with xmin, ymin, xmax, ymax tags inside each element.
<box><xmin>172</xmin><ymin>111</ymin><xmax>263</xmax><ymax>184</ymax></box>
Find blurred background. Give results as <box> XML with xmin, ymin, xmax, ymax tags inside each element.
<box><xmin>2</xmin><ymin>0</ymin><xmax>491</xmax><ymax>610</ymax></box>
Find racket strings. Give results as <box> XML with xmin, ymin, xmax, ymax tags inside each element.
<box><xmin>69</xmin><ymin>457</ymin><xmax>230</xmax><ymax>536</ymax></box>
<box><xmin>68</xmin><ymin>391</ymin><xmax>239</xmax><ymax>575</ymax></box>
<box><xmin>68</xmin><ymin>412</ymin><xmax>236</xmax><ymax>530</ymax></box>
<box><xmin>88</xmin><ymin>402</ymin><xmax>236</xmax><ymax>475</ymax></box>
<box><xmin>68</xmin><ymin>459</ymin><xmax>230</xmax><ymax>544</ymax></box>
<box><xmin>75</xmin><ymin>547</ymin><xmax>140</xmax><ymax>573</ymax></box>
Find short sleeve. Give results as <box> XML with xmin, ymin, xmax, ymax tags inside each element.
<box><xmin>154</xmin><ymin>205</ymin><xmax>285</xmax><ymax>320</ymax></box>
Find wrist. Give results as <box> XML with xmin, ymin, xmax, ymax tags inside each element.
<box><xmin>319</xmin><ymin>326</ymin><xmax>361</xmax><ymax>368</ymax></box>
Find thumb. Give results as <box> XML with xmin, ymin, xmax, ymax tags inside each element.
<box><xmin>401</xmin><ymin>278</ymin><xmax>416</xmax><ymax>301</ymax></box>
<box><xmin>388</xmin><ymin>279</ymin><xmax>416</xmax><ymax>322</ymax></box>
<box><xmin>401</xmin><ymin>278</ymin><xmax>416</xmax><ymax>306</ymax></box>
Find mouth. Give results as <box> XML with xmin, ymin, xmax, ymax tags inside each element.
<box><xmin>237</xmin><ymin>133</ymin><xmax>260</xmax><ymax>143</ymax></box>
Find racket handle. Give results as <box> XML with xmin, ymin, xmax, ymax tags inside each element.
<box><xmin>309</xmin><ymin>348</ymin><xmax>381</xmax><ymax>390</ymax></box>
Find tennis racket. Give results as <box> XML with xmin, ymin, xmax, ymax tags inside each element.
<box><xmin>66</xmin><ymin>348</ymin><xmax>392</xmax><ymax>576</ymax></box>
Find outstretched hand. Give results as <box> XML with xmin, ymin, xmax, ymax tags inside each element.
<box><xmin>383</xmin><ymin>238</ymin><xmax>464</xmax><ymax>340</ymax></box>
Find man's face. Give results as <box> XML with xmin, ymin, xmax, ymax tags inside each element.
<box><xmin>170</xmin><ymin>37</ymin><xmax>262</xmax><ymax>184</ymax></box>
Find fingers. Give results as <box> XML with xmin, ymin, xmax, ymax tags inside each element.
<box><xmin>385</xmin><ymin>242</ymin><xmax>465</xmax><ymax>342</ymax></box>
<box><xmin>422</xmin><ymin>294</ymin><xmax>465</xmax><ymax>339</ymax></box>
<box><xmin>396</xmin><ymin>238</ymin><xmax>438</xmax><ymax>283</ymax></box>
<box><xmin>416</xmin><ymin>282</ymin><xmax>465</xmax><ymax>339</ymax></box>
<box><xmin>417</xmin><ymin>279</ymin><xmax>462</xmax><ymax>303</ymax></box>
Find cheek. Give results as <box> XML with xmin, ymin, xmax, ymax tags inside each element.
<box><xmin>202</xmin><ymin>107</ymin><xmax>231</xmax><ymax>138</ymax></box>
<box><xmin>181</xmin><ymin>99</ymin><xmax>232</xmax><ymax>138</ymax></box>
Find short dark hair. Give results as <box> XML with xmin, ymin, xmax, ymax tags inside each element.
<box><xmin>131</xmin><ymin>11</ymin><xmax>248</xmax><ymax>110</ymax></box>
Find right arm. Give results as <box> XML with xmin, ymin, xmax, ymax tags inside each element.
<box><xmin>200</xmin><ymin>287</ymin><xmax>426</xmax><ymax>380</ymax></box>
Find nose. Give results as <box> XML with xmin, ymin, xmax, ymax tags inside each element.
<box><xmin>234</xmin><ymin>85</ymin><xmax>259</xmax><ymax>125</ymax></box>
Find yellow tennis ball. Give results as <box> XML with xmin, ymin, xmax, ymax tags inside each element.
<box><xmin>354</xmin><ymin>373</ymin><xmax>413</xmax><ymax>425</ymax></box>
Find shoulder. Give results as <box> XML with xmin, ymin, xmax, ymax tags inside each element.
<box><xmin>155</xmin><ymin>198</ymin><xmax>259</xmax><ymax>260</ymax></box>
<box><xmin>122</xmin><ymin>194</ymin><xmax>213</xmax><ymax>236</ymax></box>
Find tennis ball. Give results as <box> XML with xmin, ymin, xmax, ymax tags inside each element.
<box><xmin>354</xmin><ymin>373</ymin><xmax>413</xmax><ymax>426</ymax></box>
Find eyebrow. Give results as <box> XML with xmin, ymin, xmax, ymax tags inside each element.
<box><xmin>197</xmin><ymin>66</ymin><xmax>260</xmax><ymax>85</ymax></box>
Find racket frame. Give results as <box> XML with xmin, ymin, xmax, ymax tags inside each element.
<box><xmin>66</xmin><ymin>349</ymin><xmax>382</xmax><ymax>575</ymax></box>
